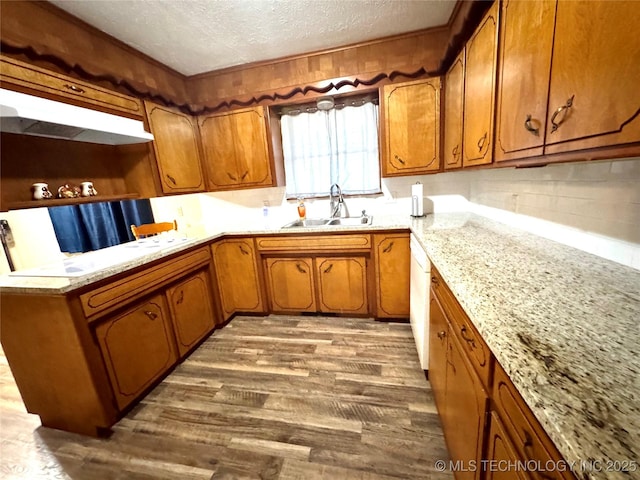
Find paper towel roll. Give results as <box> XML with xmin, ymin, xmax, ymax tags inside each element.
<box><xmin>411</xmin><ymin>182</ymin><xmax>424</xmax><ymax>217</ymax></box>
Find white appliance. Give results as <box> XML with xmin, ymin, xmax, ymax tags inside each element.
<box><xmin>0</xmin><ymin>88</ymin><xmax>154</xmax><ymax>145</ymax></box>
<box><xmin>409</xmin><ymin>233</ymin><xmax>430</xmax><ymax>370</ymax></box>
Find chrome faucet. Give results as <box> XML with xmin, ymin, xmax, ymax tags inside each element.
<box><xmin>329</xmin><ymin>183</ymin><xmax>349</xmax><ymax>218</ymax></box>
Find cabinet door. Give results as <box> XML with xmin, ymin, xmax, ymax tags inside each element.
<box><xmin>233</xmin><ymin>107</ymin><xmax>274</xmax><ymax>186</ymax></box>
<box><xmin>211</xmin><ymin>239</ymin><xmax>264</xmax><ymax>320</ymax></box>
<box><xmin>316</xmin><ymin>257</ymin><xmax>368</xmax><ymax>314</ymax></box>
<box><xmin>443</xmin><ymin>50</ymin><xmax>465</xmax><ymax>169</ymax></box>
<box><xmin>429</xmin><ymin>292</ymin><xmax>449</xmax><ymax>415</ymax></box>
<box><xmin>381</xmin><ymin>78</ymin><xmax>441</xmax><ymax>176</ymax></box>
<box><xmin>373</xmin><ymin>233</ymin><xmax>410</xmax><ymax>318</ymax></box>
<box><xmin>486</xmin><ymin>412</ymin><xmax>531</xmax><ymax>480</ymax></box>
<box><xmin>494</xmin><ymin>0</ymin><xmax>555</xmax><ymax>162</ymax></box>
<box><xmin>166</xmin><ymin>270</ymin><xmax>216</xmax><ymax>358</ymax></box>
<box><xmin>198</xmin><ymin>111</ymin><xmax>240</xmax><ymax>189</ymax></box>
<box><xmin>463</xmin><ymin>1</ymin><xmax>499</xmax><ymax>167</ymax></box>
<box><xmin>144</xmin><ymin>101</ymin><xmax>206</xmax><ymax>193</ymax></box>
<box><xmin>264</xmin><ymin>257</ymin><xmax>316</xmax><ymax>313</ymax></box>
<box><xmin>544</xmin><ymin>1</ymin><xmax>640</xmax><ymax>154</ymax></box>
<box><xmin>444</xmin><ymin>326</ymin><xmax>489</xmax><ymax>480</ymax></box>
<box><xmin>94</xmin><ymin>294</ymin><xmax>177</xmax><ymax>410</ymax></box>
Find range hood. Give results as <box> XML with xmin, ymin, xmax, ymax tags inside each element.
<box><xmin>0</xmin><ymin>88</ymin><xmax>154</xmax><ymax>145</ymax></box>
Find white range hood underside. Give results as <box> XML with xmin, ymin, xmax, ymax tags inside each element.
<box><xmin>0</xmin><ymin>88</ymin><xmax>154</xmax><ymax>145</ymax></box>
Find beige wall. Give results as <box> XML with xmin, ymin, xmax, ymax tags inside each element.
<box><xmin>467</xmin><ymin>158</ymin><xmax>640</xmax><ymax>245</ymax></box>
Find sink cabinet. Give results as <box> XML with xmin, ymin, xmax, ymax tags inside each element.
<box><xmin>264</xmin><ymin>257</ymin><xmax>317</xmax><ymax>313</ymax></box>
<box><xmin>316</xmin><ymin>256</ymin><xmax>368</xmax><ymax>314</ymax></box>
<box><xmin>257</xmin><ymin>233</ymin><xmax>372</xmax><ymax>316</ymax></box>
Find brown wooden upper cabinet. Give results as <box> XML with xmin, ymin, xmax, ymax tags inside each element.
<box><xmin>380</xmin><ymin>77</ymin><xmax>441</xmax><ymax>176</ymax></box>
<box><xmin>144</xmin><ymin>101</ymin><xmax>206</xmax><ymax>194</ymax></box>
<box><xmin>462</xmin><ymin>1</ymin><xmax>498</xmax><ymax>167</ymax></box>
<box><xmin>495</xmin><ymin>0</ymin><xmax>640</xmax><ymax>162</ymax></box>
<box><xmin>443</xmin><ymin>49</ymin><xmax>465</xmax><ymax>170</ymax></box>
<box><xmin>198</xmin><ymin>107</ymin><xmax>277</xmax><ymax>191</ymax></box>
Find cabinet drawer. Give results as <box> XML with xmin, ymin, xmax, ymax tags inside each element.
<box><xmin>430</xmin><ymin>266</ymin><xmax>492</xmax><ymax>389</ymax></box>
<box><xmin>0</xmin><ymin>55</ymin><xmax>143</xmax><ymax>117</ymax></box>
<box><xmin>493</xmin><ymin>363</ymin><xmax>574</xmax><ymax>480</ymax></box>
<box><xmin>80</xmin><ymin>247</ymin><xmax>211</xmax><ymax>319</ymax></box>
<box><xmin>256</xmin><ymin>234</ymin><xmax>371</xmax><ymax>252</ymax></box>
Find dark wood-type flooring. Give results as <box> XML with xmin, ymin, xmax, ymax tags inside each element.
<box><xmin>1</xmin><ymin>315</ymin><xmax>453</xmax><ymax>479</ymax></box>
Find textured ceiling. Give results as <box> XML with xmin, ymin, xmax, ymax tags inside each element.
<box><xmin>49</xmin><ymin>0</ymin><xmax>456</xmax><ymax>76</ymax></box>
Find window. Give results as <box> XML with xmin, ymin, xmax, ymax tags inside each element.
<box><xmin>48</xmin><ymin>199</ymin><xmax>154</xmax><ymax>253</ymax></box>
<box><xmin>280</xmin><ymin>98</ymin><xmax>380</xmax><ymax>198</ymax></box>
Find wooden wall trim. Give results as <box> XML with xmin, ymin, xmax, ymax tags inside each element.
<box><xmin>0</xmin><ymin>1</ymin><xmax>189</xmax><ymax>107</ymax></box>
<box><xmin>0</xmin><ymin>0</ymin><xmax>488</xmax><ymax>114</ymax></box>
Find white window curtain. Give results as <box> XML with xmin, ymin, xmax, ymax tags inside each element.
<box><xmin>281</xmin><ymin>101</ymin><xmax>380</xmax><ymax>198</ymax></box>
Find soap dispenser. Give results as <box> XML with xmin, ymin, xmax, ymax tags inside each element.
<box><xmin>297</xmin><ymin>197</ymin><xmax>306</xmax><ymax>220</ymax></box>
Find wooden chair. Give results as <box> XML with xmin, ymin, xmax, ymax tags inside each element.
<box><xmin>130</xmin><ymin>220</ymin><xmax>178</xmax><ymax>240</ymax></box>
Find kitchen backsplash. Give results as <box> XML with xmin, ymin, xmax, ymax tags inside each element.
<box><xmin>1</xmin><ymin>157</ymin><xmax>638</xmax><ymax>274</ymax></box>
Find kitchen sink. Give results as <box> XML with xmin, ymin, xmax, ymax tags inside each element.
<box><xmin>282</xmin><ymin>216</ymin><xmax>372</xmax><ymax>228</ymax></box>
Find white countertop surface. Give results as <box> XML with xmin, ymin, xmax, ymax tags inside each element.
<box><xmin>1</xmin><ymin>211</ymin><xmax>638</xmax><ymax>478</ymax></box>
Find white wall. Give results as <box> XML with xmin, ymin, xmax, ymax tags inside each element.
<box><xmin>3</xmin><ymin>157</ymin><xmax>639</xmax><ymax>272</ymax></box>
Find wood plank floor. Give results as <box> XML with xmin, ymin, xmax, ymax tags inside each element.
<box><xmin>0</xmin><ymin>315</ymin><xmax>453</xmax><ymax>479</ymax></box>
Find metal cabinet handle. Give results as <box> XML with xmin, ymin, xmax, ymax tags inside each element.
<box><xmin>166</xmin><ymin>174</ymin><xmax>177</xmax><ymax>185</ymax></box>
<box><xmin>227</xmin><ymin>172</ymin><xmax>237</xmax><ymax>181</ymax></box>
<box><xmin>240</xmin><ymin>170</ymin><xmax>249</xmax><ymax>180</ymax></box>
<box><xmin>323</xmin><ymin>264</ymin><xmax>333</xmax><ymax>274</ymax></box>
<box><xmin>176</xmin><ymin>290</ymin><xmax>184</xmax><ymax>304</ymax></box>
<box><xmin>382</xmin><ymin>241</ymin><xmax>394</xmax><ymax>253</ymax></box>
<box><xmin>524</xmin><ymin>114</ymin><xmax>539</xmax><ymax>136</ymax></box>
<box><xmin>550</xmin><ymin>95</ymin><xmax>574</xmax><ymax>133</ymax></box>
<box><xmin>452</xmin><ymin>144</ymin><xmax>459</xmax><ymax>158</ymax></box>
<box><xmin>238</xmin><ymin>244</ymin><xmax>249</xmax><ymax>255</ymax></box>
<box><xmin>431</xmin><ymin>276</ymin><xmax>439</xmax><ymax>286</ymax></box>
<box><xmin>477</xmin><ymin>132</ymin><xmax>488</xmax><ymax>152</ymax></box>
<box><xmin>144</xmin><ymin>310</ymin><xmax>157</xmax><ymax>320</ymax></box>
<box><xmin>296</xmin><ymin>263</ymin><xmax>307</xmax><ymax>274</ymax></box>
<box><xmin>437</xmin><ymin>330</ymin><xmax>446</xmax><ymax>340</ymax></box>
<box><xmin>64</xmin><ymin>84</ymin><xmax>85</xmax><ymax>94</ymax></box>
<box><xmin>394</xmin><ymin>154</ymin><xmax>406</xmax><ymax>165</ymax></box>
<box><xmin>460</xmin><ymin>325</ymin><xmax>476</xmax><ymax>348</ymax></box>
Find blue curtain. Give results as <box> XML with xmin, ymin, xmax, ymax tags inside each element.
<box><xmin>49</xmin><ymin>199</ymin><xmax>154</xmax><ymax>253</ymax></box>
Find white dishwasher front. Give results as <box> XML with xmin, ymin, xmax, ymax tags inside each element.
<box><xmin>409</xmin><ymin>233</ymin><xmax>430</xmax><ymax>370</ymax></box>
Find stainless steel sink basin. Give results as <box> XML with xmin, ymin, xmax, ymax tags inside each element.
<box><xmin>282</xmin><ymin>216</ymin><xmax>372</xmax><ymax>228</ymax></box>
<box><xmin>327</xmin><ymin>217</ymin><xmax>373</xmax><ymax>226</ymax></box>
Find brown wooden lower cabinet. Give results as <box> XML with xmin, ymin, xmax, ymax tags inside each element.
<box><xmin>429</xmin><ymin>265</ymin><xmax>577</xmax><ymax>480</ymax></box>
<box><xmin>94</xmin><ymin>294</ymin><xmax>178</xmax><ymax>410</ymax></box>
<box><xmin>166</xmin><ymin>269</ymin><xmax>216</xmax><ymax>357</ymax></box>
<box><xmin>211</xmin><ymin>238</ymin><xmax>265</xmax><ymax>320</ymax></box>
<box><xmin>442</xmin><ymin>309</ymin><xmax>489</xmax><ymax>480</ymax></box>
<box><xmin>0</xmin><ymin>246</ymin><xmax>217</xmax><ymax>435</ymax></box>
<box><xmin>264</xmin><ymin>257</ymin><xmax>317</xmax><ymax>312</ymax></box>
<box><xmin>428</xmin><ymin>292</ymin><xmax>449</xmax><ymax>412</ymax></box>
<box><xmin>316</xmin><ymin>256</ymin><xmax>368</xmax><ymax>314</ymax></box>
<box><xmin>486</xmin><ymin>411</ymin><xmax>530</xmax><ymax>480</ymax></box>
<box><xmin>373</xmin><ymin>233</ymin><xmax>410</xmax><ymax>318</ymax></box>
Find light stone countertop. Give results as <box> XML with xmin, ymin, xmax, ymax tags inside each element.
<box><xmin>1</xmin><ymin>211</ymin><xmax>638</xmax><ymax>478</ymax></box>
<box><xmin>409</xmin><ymin>212</ymin><xmax>640</xmax><ymax>480</ymax></box>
